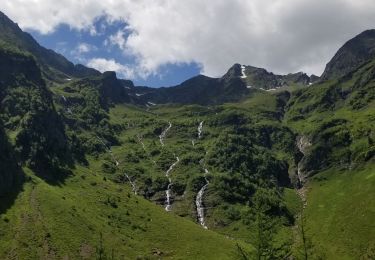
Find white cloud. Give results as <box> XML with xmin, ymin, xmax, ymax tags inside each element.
<box><xmin>87</xmin><ymin>58</ymin><xmax>134</xmax><ymax>79</ymax></box>
<box><xmin>70</xmin><ymin>43</ymin><xmax>97</xmax><ymax>62</ymax></box>
<box><xmin>77</xmin><ymin>43</ymin><xmax>96</xmax><ymax>54</ymax></box>
<box><xmin>108</xmin><ymin>30</ymin><xmax>127</xmax><ymax>50</ymax></box>
<box><xmin>2</xmin><ymin>0</ymin><xmax>375</xmax><ymax>78</ymax></box>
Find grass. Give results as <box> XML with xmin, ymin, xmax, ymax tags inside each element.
<box><xmin>0</xmin><ymin>166</ymin><xmax>253</xmax><ymax>259</ymax></box>
<box><xmin>304</xmin><ymin>164</ymin><xmax>375</xmax><ymax>259</ymax></box>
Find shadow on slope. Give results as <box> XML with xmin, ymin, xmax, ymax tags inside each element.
<box><xmin>0</xmin><ymin>122</ymin><xmax>24</xmax><ymax>215</ymax></box>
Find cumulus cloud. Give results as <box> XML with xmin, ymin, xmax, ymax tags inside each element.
<box><xmin>72</xmin><ymin>43</ymin><xmax>97</xmax><ymax>55</ymax></box>
<box><xmin>70</xmin><ymin>43</ymin><xmax>98</xmax><ymax>63</ymax></box>
<box><xmin>2</xmin><ymin>0</ymin><xmax>375</xmax><ymax>77</ymax></box>
<box><xmin>106</xmin><ymin>30</ymin><xmax>127</xmax><ymax>49</ymax></box>
<box><xmin>77</xmin><ymin>43</ymin><xmax>94</xmax><ymax>53</ymax></box>
<box><xmin>87</xmin><ymin>58</ymin><xmax>134</xmax><ymax>79</ymax></box>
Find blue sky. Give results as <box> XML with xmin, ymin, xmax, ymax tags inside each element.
<box><xmin>27</xmin><ymin>18</ymin><xmax>201</xmax><ymax>87</ymax></box>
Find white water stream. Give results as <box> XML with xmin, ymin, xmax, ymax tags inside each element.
<box><xmin>196</xmin><ymin>168</ymin><xmax>209</xmax><ymax>229</ymax></box>
<box><xmin>124</xmin><ymin>173</ymin><xmax>137</xmax><ymax>195</ymax></box>
<box><xmin>60</xmin><ymin>95</ymin><xmax>136</xmax><ymax>194</ymax></box>
<box><xmin>61</xmin><ymin>95</ymin><xmax>72</xmax><ymax>114</ymax></box>
<box><xmin>137</xmin><ymin>134</ymin><xmax>146</xmax><ymax>151</ymax></box>
<box><xmin>198</xmin><ymin>121</ymin><xmax>204</xmax><ymax>139</ymax></box>
<box><xmin>296</xmin><ymin>136</ymin><xmax>311</xmax><ymax>208</ymax></box>
<box><xmin>296</xmin><ymin>136</ymin><xmax>311</xmax><ymax>186</ymax></box>
<box><xmin>159</xmin><ymin>122</ymin><xmax>172</xmax><ymax>146</ymax></box>
<box><xmin>96</xmin><ymin>135</ymin><xmax>137</xmax><ymax>195</ymax></box>
<box><xmin>165</xmin><ymin>156</ymin><xmax>180</xmax><ymax>211</ymax></box>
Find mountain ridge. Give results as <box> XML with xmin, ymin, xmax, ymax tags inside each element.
<box><xmin>321</xmin><ymin>29</ymin><xmax>375</xmax><ymax>80</ymax></box>
<box><xmin>0</xmin><ymin>11</ymin><xmax>100</xmax><ymax>81</ymax></box>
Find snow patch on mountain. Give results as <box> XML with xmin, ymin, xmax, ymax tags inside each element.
<box><xmin>240</xmin><ymin>65</ymin><xmax>247</xmax><ymax>79</ymax></box>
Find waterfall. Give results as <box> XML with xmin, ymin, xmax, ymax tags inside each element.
<box><xmin>159</xmin><ymin>122</ymin><xmax>172</xmax><ymax>146</ymax></box>
<box><xmin>198</xmin><ymin>121</ymin><xmax>204</xmax><ymax>139</ymax></box>
<box><xmin>296</xmin><ymin>136</ymin><xmax>311</xmax><ymax>208</ymax></box>
<box><xmin>296</xmin><ymin>136</ymin><xmax>311</xmax><ymax>186</ymax></box>
<box><xmin>124</xmin><ymin>173</ymin><xmax>137</xmax><ymax>195</ymax></box>
<box><xmin>165</xmin><ymin>157</ymin><xmax>180</xmax><ymax>211</ymax></box>
<box><xmin>96</xmin><ymin>135</ymin><xmax>137</xmax><ymax>195</ymax></box>
<box><xmin>137</xmin><ymin>134</ymin><xmax>146</xmax><ymax>151</ymax></box>
<box><xmin>196</xmin><ymin>168</ymin><xmax>209</xmax><ymax>229</ymax></box>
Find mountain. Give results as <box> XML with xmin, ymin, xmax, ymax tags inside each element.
<box><xmin>0</xmin><ymin>12</ymin><xmax>317</xmax><ymax>106</ymax></box>
<box><xmin>0</xmin><ymin>11</ymin><xmax>100</xmax><ymax>81</ymax></box>
<box><xmin>0</xmin><ymin>45</ymin><xmax>72</xmax><ymax>180</ymax></box>
<box><xmin>133</xmin><ymin>73</ymin><xmax>248</xmax><ymax>105</ymax></box>
<box><xmin>0</xmin><ymin>12</ymin><xmax>374</xmax><ymax>259</ymax></box>
<box><xmin>321</xmin><ymin>29</ymin><xmax>375</xmax><ymax>80</ymax></box>
<box><xmin>0</xmin><ymin>20</ymin><xmax>248</xmax><ymax>259</ymax></box>
<box><xmin>232</xmin><ymin>64</ymin><xmax>317</xmax><ymax>90</ymax></box>
<box><xmin>133</xmin><ymin>64</ymin><xmax>317</xmax><ymax>105</ymax></box>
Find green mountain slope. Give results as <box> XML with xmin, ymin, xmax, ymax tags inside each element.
<box><xmin>0</xmin><ymin>11</ymin><xmax>99</xmax><ymax>81</ymax></box>
<box><xmin>303</xmin><ymin>164</ymin><xmax>375</xmax><ymax>259</ymax></box>
<box><xmin>284</xmin><ymin>53</ymin><xmax>374</xmax><ymax>259</ymax></box>
<box><xmin>285</xmin><ymin>57</ymin><xmax>375</xmax><ymax>177</ymax></box>
<box><xmin>0</xmin><ymin>45</ymin><xmax>72</xmax><ymax>180</ymax></box>
<box><xmin>0</xmin><ymin>166</ymin><xmax>251</xmax><ymax>259</ymax></box>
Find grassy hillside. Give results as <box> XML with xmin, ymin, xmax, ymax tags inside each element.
<box><xmin>1</xmin><ymin>66</ymin><xmax>373</xmax><ymax>258</ymax></box>
<box><xmin>302</xmin><ymin>164</ymin><xmax>375</xmax><ymax>259</ymax></box>
<box><xmin>284</xmin><ymin>57</ymin><xmax>375</xmax><ymax>259</ymax></box>
<box><xmin>0</xmin><ymin>166</ymin><xmax>251</xmax><ymax>259</ymax></box>
<box><xmin>43</xmin><ymin>69</ymin><xmax>373</xmax><ymax>258</ymax></box>
<box><xmin>96</xmin><ymin>95</ymin><xmax>299</xmax><ymax>258</ymax></box>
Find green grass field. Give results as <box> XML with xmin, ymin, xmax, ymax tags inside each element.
<box><xmin>304</xmin><ymin>164</ymin><xmax>375</xmax><ymax>259</ymax></box>
<box><xmin>0</xmin><ymin>166</ymin><xmax>253</xmax><ymax>259</ymax></box>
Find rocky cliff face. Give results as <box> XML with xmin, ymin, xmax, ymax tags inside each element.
<box><xmin>0</xmin><ymin>122</ymin><xmax>23</xmax><ymax>196</ymax></box>
<box><xmin>0</xmin><ymin>47</ymin><xmax>71</xmax><ymax>178</ymax></box>
<box><xmin>321</xmin><ymin>30</ymin><xmax>375</xmax><ymax>80</ymax></box>
<box><xmin>296</xmin><ymin>135</ymin><xmax>312</xmax><ymax>185</ymax></box>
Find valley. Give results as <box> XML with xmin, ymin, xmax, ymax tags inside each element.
<box><xmin>0</xmin><ymin>10</ymin><xmax>374</xmax><ymax>259</ymax></box>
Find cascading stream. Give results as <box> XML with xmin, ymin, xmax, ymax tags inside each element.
<box><xmin>165</xmin><ymin>156</ymin><xmax>180</xmax><ymax>211</ymax></box>
<box><xmin>60</xmin><ymin>95</ymin><xmax>72</xmax><ymax>114</ymax></box>
<box><xmin>124</xmin><ymin>173</ymin><xmax>137</xmax><ymax>195</ymax></box>
<box><xmin>296</xmin><ymin>136</ymin><xmax>311</xmax><ymax>186</ymax></box>
<box><xmin>159</xmin><ymin>122</ymin><xmax>172</xmax><ymax>146</ymax></box>
<box><xmin>196</xmin><ymin>168</ymin><xmax>209</xmax><ymax>229</ymax></box>
<box><xmin>192</xmin><ymin>121</ymin><xmax>204</xmax><ymax>146</ymax></box>
<box><xmin>137</xmin><ymin>134</ymin><xmax>146</xmax><ymax>151</ymax></box>
<box><xmin>96</xmin><ymin>135</ymin><xmax>137</xmax><ymax>195</ymax></box>
<box><xmin>60</xmin><ymin>78</ymin><xmax>137</xmax><ymax>195</ymax></box>
<box><xmin>296</xmin><ymin>136</ymin><xmax>311</xmax><ymax>208</ymax></box>
<box><xmin>198</xmin><ymin>121</ymin><xmax>204</xmax><ymax>139</ymax></box>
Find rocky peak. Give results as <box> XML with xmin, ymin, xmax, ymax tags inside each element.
<box><xmin>321</xmin><ymin>29</ymin><xmax>375</xmax><ymax>80</ymax></box>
